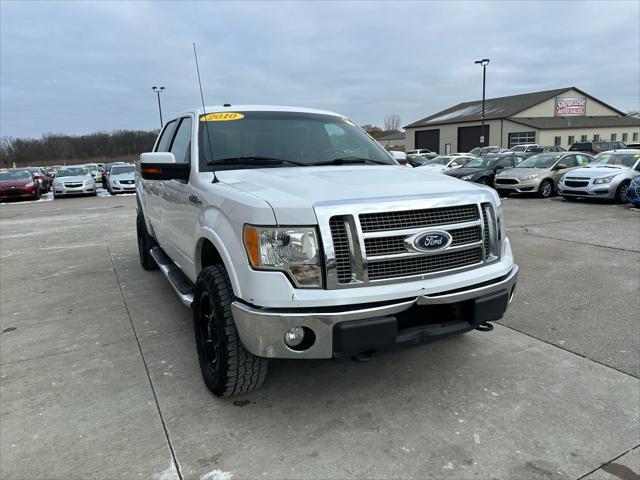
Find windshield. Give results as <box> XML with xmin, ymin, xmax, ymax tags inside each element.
<box><xmin>198</xmin><ymin>111</ymin><xmax>394</xmax><ymax>170</ymax></box>
<box><xmin>590</xmin><ymin>153</ymin><xmax>639</xmax><ymax>168</ymax></box>
<box><xmin>463</xmin><ymin>157</ymin><xmax>498</xmax><ymax>168</ymax></box>
<box><xmin>510</xmin><ymin>146</ymin><xmax>525</xmax><ymax>152</ymax></box>
<box><xmin>110</xmin><ymin>165</ymin><xmax>135</xmax><ymax>175</ymax></box>
<box><xmin>0</xmin><ymin>170</ymin><xmax>31</xmax><ymax>181</ymax></box>
<box><xmin>515</xmin><ymin>154</ymin><xmax>561</xmax><ymax>169</ymax></box>
<box><xmin>468</xmin><ymin>147</ymin><xmax>481</xmax><ymax>155</ymax></box>
<box><xmin>57</xmin><ymin>167</ymin><xmax>89</xmax><ymax>177</ymax></box>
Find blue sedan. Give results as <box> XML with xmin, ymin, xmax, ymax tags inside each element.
<box><xmin>628</xmin><ymin>175</ymin><xmax>640</xmax><ymax>207</ymax></box>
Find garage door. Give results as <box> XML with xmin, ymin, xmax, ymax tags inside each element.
<box><xmin>457</xmin><ymin>125</ymin><xmax>489</xmax><ymax>153</ymax></box>
<box><xmin>415</xmin><ymin>129</ymin><xmax>440</xmax><ymax>153</ymax></box>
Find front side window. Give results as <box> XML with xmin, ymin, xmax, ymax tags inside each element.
<box><xmin>170</xmin><ymin>117</ymin><xmax>193</xmax><ymax>164</ymax></box>
<box><xmin>198</xmin><ymin>111</ymin><xmax>394</xmax><ymax>171</ymax></box>
<box><xmin>575</xmin><ymin>155</ymin><xmax>592</xmax><ymax>166</ymax></box>
<box><xmin>156</xmin><ymin>120</ymin><xmax>178</xmax><ymax>152</ymax></box>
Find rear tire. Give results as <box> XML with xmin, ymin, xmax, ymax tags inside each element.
<box><xmin>136</xmin><ymin>211</ymin><xmax>158</xmax><ymax>270</ymax></box>
<box><xmin>538</xmin><ymin>179</ymin><xmax>554</xmax><ymax>198</ymax></box>
<box><xmin>194</xmin><ymin>265</ymin><xmax>268</xmax><ymax>397</ymax></box>
<box><xmin>615</xmin><ymin>181</ymin><xmax>630</xmax><ymax>203</ymax></box>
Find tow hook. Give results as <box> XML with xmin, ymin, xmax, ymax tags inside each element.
<box><xmin>475</xmin><ymin>322</ymin><xmax>494</xmax><ymax>332</ymax></box>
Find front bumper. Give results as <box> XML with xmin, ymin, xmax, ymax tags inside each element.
<box><xmin>493</xmin><ymin>178</ymin><xmax>541</xmax><ymax>193</ymax></box>
<box><xmin>557</xmin><ymin>181</ymin><xmax>616</xmax><ymax>199</ymax></box>
<box><xmin>232</xmin><ymin>265</ymin><xmax>518</xmax><ymax>359</ymax></box>
<box><xmin>53</xmin><ymin>184</ymin><xmax>96</xmax><ymax>195</ymax></box>
<box><xmin>110</xmin><ymin>182</ymin><xmax>136</xmax><ymax>192</ymax></box>
<box><xmin>0</xmin><ymin>188</ymin><xmax>38</xmax><ymax>200</ymax></box>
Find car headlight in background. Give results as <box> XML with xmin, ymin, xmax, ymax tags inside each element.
<box><xmin>243</xmin><ymin>226</ymin><xmax>322</xmax><ymax>288</ymax></box>
<box><xmin>461</xmin><ymin>175</ymin><xmax>474</xmax><ymax>180</ymax></box>
<box><xmin>24</xmin><ymin>182</ymin><xmax>35</xmax><ymax>188</ymax></box>
<box><xmin>594</xmin><ymin>175</ymin><xmax>616</xmax><ymax>184</ymax></box>
<box><xmin>520</xmin><ymin>174</ymin><xmax>539</xmax><ymax>181</ymax></box>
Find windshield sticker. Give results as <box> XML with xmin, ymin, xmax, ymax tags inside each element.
<box><xmin>200</xmin><ymin>112</ymin><xmax>245</xmax><ymax>122</ymax></box>
<box><xmin>635</xmin><ymin>154</ymin><xmax>640</xmax><ymax>158</ymax></box>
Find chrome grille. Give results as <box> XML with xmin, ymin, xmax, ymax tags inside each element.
<box><xmin>64</xmin><ymin>182</ymin><xmax>83</xmax><ymax>188</ymax></box>
<box><xmin>482</xmin><ymin>203</ymin><xmax>491</xmax><ymax>257</ymax></box>
<box><xmin>364</xmin><ymin>226</ymin><xmax>482</xmax><ymax>257</ymax></box>
<box><xmin>329</xmin><ymin>217</ymin><xmax>352</xmax><ymax>283</ymax></box>
<box><xmin>359</xmin><ymin>205</ymin><xmax>479</xmax><ymax>232</ymax></box>
<box><xmin>368</xmin><ymin>248</ymin><xmax>483</xmax><ymax>280</ymax></box>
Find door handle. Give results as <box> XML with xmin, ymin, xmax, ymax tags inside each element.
<box><xmin>189</xmin><ymin>194</ymin><xmax>202</xmax><ymax>205</ymax></box>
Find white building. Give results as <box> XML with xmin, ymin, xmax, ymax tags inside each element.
<box><xmin>404</xmin><ymin>87</ymin><xmax>640</xmax><ymax>153</ymax></box>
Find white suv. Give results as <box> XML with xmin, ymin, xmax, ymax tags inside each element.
<box><xmin>136</xmin><ymin>105</ymin><xmax>519</xmax><ymax>397</ymax></box>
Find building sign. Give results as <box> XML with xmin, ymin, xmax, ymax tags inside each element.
<box><xmin>555</xmin><ymin>97</ymin><xmax>586</xmax><ymax>116</ymax></box>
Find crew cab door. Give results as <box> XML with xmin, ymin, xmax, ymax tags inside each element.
<box><xmin>159</xmin><ymin>115</ymin><xmax>200</xmax><ymax>275</ymax></box>
<box><xmin>143</xmin><ymin>119</ymin><xmax>178</xmax><ymax>246</ymax></box>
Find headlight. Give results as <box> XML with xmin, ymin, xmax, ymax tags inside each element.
<box><xmin>243</xmin><ymin>226</ymin><xmax>322</xmax><ymax>288</ymax></box>
<box><xmin>112</xmin><ymin>178</ymin><xmax>119</xmax><ymax>184</ymax></box>
<box><xmin>53</xmin><ymin>181</ymin><xmax>62</xmax><ymax>187</ymax></box>
<box><xmin>25</xmin><ymin>182</ymin><xmax>35</xmax><ymax>188</ymax></box>
<box><xmin>520</xmin><ymin>174</ymin><xmax>539</xmax><ymax>181</ymax></box>
<box><xmin>594</xmin><ymin>175</ymin><xmax>615</xmax><ymax>184</ymax></box>
<box><xmin>461</xmin><ymin>175</ymin><xmax>474</xmax><ymax>180</ymax></box>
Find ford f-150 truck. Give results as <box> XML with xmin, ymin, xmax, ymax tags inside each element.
<box><xmin>136</xmin><ymin>105</ymin><xmax>519</xmax><ymax>397</ymax></box>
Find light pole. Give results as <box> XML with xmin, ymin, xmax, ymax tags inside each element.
<box><xmin>474</xmin><ymin>59</ymin><xmax>490</xmax><ymax>147</ymax></box>
<box><xmin>152</xmin><ymin>86</ymin><xmax>165</xmax><ymax>128</ymax></box>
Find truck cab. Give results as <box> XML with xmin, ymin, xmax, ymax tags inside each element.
<box><xmin>136</xmin><ymin>105</ymin><xmax>519</xmax><ymax>397</ymax></box>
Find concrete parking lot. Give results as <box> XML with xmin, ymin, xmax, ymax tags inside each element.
<box><xmin>1</xmin><ymin>192</ymin><xmax>638</xmax><ymax>480</ymax></box>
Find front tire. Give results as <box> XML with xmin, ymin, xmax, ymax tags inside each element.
<box><xmin>477</xmin><ymin>177</ymin><xmax>490</xmax><ymax>186</ymax></box>
<box><xmin>136</xmin><ymin>211</ymin><xmax>158</xmax><ymax>270</ymax></box>
<box><xmin>538</xmin><ymin>179</ymin><xmax>554</xmax><ymax>198</ymax></box>
<box><xmin>194</xmin><ymin>265</ymin><xmax>268</xmax><ymax>397</ymax></box>
<box><xmin>615</xmin><ymin>181</ymin><xmax>630</xmax><ymax>203</ymax></box>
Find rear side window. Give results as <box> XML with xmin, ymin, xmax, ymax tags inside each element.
<box><xmin>156</xmin><ymin>120</ymin><xmax>178</xmax><ymax>152</ymax></box>
<box><xmin>170</xmin><ymin>117</ymin><xmax>193</xmax><ymax>164</ymax></box>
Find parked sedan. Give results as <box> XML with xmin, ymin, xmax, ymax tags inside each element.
<box><xmin>446</xmin><ymin>154</ymin><xmax>526</xmax><ymax>186</ymax></box>
<box><xmin>628</xmin><ymin>175</ymin><xmax>640</xmax><ymax>207</ymax></box>
<box><xmin>28</xmin><ymin>167</ymin><xmax>50</xmax><ymax>193</ymax></box>
<box><xmin>84</xmin><ymin>163</ymin><xmax>103</xmax><ymax>182</ymax></box>
<box><xmin>419</xmin><ymin>155</ymin><xmax>475</xmax><ymax>173</ymax></box>
<box><xmin>107</xmin><ymin>164</ymin><xmax>136</xmax><ymax>194</ymax></box>
<box><xmin>52</xmin><ymin>166</ymin><xmax>97</xmax><ymax>198</ymax></box>
<box><xmin>0</xmin><ymin>169</ymin><xmax>40</xmax><ymax>202</ymax></box>
<box><xmin>494</xmin><ymin>152</ymin><xmax>593</xmax><ymax>198</ymax></box>
<box><xmin>468</xmin><ymin>146</ymin><xmax>501</xmax><ymax>156</ymax></box>
<box><xmin>558</xmin><ymin>150</ymin><xmax>640</xmax><ymax>203</ymax></box>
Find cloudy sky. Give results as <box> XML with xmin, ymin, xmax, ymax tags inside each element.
<box><xmin>1</xmin><ymin>0</ymin><xmax>639</xmax><ymax>138</ymax></box>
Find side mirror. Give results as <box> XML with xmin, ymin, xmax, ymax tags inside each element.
<box><xmin>139</xmin><ymin>152</ymin><xmax>189</xmax><ymax>181</ymax></box>
<box><xmin>495</xmin><ymin>165</ymin><xmax>505</xmax><ymax>171</ymax></box>
<box><xmin>556</xmin><ymin>163</ymin><xmax>568</xmax><ymax>170</ymax></box>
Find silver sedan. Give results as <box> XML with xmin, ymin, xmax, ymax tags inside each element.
<box><xmin>107</xmin><ymin>164</ymin><xmax>136</xmax><ymax>194</ymax></box>
<box><xmin>558</xmin><ymin>149</ymin><xmax>640</xmax><ymax>202</ymax></box>
<box><xmin>52</xmin><ymin>166</ymin><xmax>97</xmax><ymax>198</ymax></box>
<box><xmin>494</xmin><ymin>152</ymin><xmax>593</xmax><ymax>198</ymax></box>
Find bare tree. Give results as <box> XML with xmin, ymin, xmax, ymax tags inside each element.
<box><xmin>384</xmin><ymin>114</ymin><xmax>401</xmax><ymax>133</ymax></box>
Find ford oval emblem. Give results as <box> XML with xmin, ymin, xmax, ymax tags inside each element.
<box><xmin>408</xmin><ymin>231</ymin><xmax>453</xmax><ymax>253</ymax></box>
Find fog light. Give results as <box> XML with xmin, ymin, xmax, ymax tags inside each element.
<box><xmin>284</xmin><ymin>327</ymin><xmax>305</xmax><ymax>347</ymax></box>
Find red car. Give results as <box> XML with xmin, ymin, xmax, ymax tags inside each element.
<box><xmin>0</xmin><ymin>169</ymin><xmax>41</xmax><ymax>202</ymax></box>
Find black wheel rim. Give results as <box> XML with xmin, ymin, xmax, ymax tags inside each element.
<box><xmin>198</xmin><ymin>291</ymin><xmax>219</xmax><ymax>368</ymax></box>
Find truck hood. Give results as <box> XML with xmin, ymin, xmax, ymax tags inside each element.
<box><xmin>216</xmin><ymin>165</ymin><xmax>492</xmax><ymax>224</ymax></box>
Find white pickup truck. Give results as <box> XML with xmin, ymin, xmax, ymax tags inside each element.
<box><xmin>136</xmin><ymin>105</ymin><xmax>519</xmax><ymax>397</ymax></box>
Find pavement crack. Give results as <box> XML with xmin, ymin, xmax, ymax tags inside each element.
<box><xmin>576</xmin><ymin>444</ymin><xmax>640</xmax><ymax>480</ymax></box>
<box><xmin>496</xmin><ymin>323</ymin><xmax>640</xmax><ymax>379</ymax></box>
<box><xmin>105</xmin><ymin>239</ymin><xmax>184</xmax><ymax>480</ymax></box>
<box><xmin>517</xmin><ymin>229</ymin><xmax>639</xmax><ymax>253</ymax></box>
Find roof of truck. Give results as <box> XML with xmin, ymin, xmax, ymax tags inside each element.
<box><xmin>175</xmin><ymin>105</ymin><xmax>343</xmax><ymax>118</ymax></box>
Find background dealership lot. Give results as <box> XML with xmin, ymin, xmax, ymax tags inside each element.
<box><xmin>0</xmin><ymin>193</ymin><xmax>638</xmax><ymax>479</ymax></box>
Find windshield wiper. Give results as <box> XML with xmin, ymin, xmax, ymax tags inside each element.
<box><xmin>310</xmin><ymin>157</ymin><xmax>389</xmax><ymax>166</ymax></box>
<box><xmin>207</xmin><ymin>156</ymin><xmax>307</xmax><ymax>167</ymax></box>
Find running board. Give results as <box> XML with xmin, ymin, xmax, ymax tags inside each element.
<box><xmin>150</xmin><ymin>247</ymin><xmax>194</xmax><ymax>307</ymax></box>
